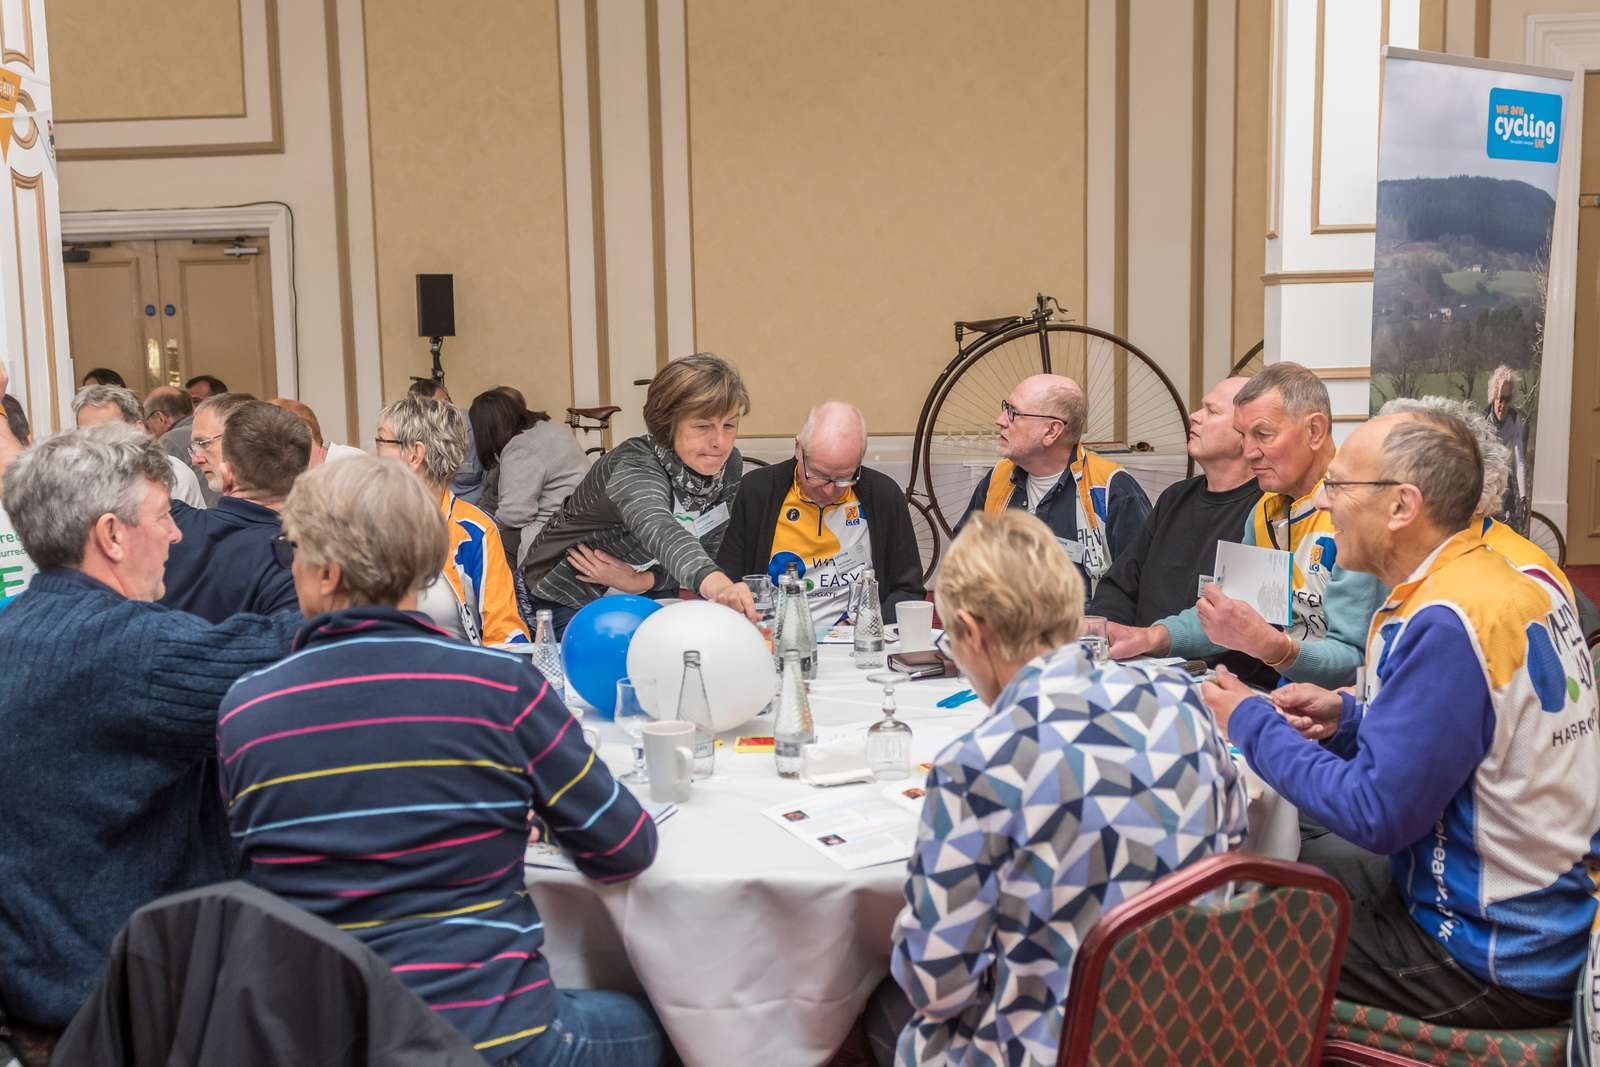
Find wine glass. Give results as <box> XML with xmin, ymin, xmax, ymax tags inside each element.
<box><xmin>615</xmin><ymin>678</ymin><xmax>653</xmax><ymax>784</ymax></box>
<box><xmin>1079</xmin><ymin>615</ymin><xmax>1110</xmax><ymax>665</ymax></box>
<box><xmin>865</xmin><ymin>671</ymin><xmax>913</xmax><ymax>781</ymax></box>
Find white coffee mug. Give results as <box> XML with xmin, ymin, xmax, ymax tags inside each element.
<box><xmin>642</xmin><ymin>720</ymin><xmax>694</xmax><ymax>804</ymax></box>
<box><xmin>896</xmin><ymin>601</ymin><xmax>934</xmax><ymax>652</ymax></box>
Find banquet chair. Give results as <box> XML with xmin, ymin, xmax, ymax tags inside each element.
<box><xmin>1056</xmin><ymin>852</ymin><xmax>1349</xmax><ymax>1067</ymax></box>
<box><xmin>1319</xmin><ymin>1001</ymin><xmax>1571</xmax><ymax>1066</ymax></box>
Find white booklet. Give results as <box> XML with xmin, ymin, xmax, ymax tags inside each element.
<box><xmin>1211</xmin><ymin>540</ymin><xmax>1294</xmax><ymax>627</ymax></box>
<box><xmin>525</xmin><ymin>800</ymin><xmax>676</xmax><ymax>873</ymax></box>
<box><xmin>761</xmin><ymin>784</ymin><xmax>929</xmax><ymax>871</ymax></box>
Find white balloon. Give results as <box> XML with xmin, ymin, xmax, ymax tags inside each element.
<box><xmin>625</xmin><ymin>601</ymin><xmax>777</xmax><ymax>733</ymax></box>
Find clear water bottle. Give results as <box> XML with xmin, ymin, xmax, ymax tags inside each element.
<box><xmin>776</xmin><ymin>575</ymin><xmax>817</xmax><ymax>680</ymax></box>
<box><xmin>531</xmin><ymin>609</ymin><xmax>565</xmax><ymax>701</ymax></box>
<box><xmin>853</xmin><ymin>568</ymin><xmax>884</xmax><ymax>670</ymax></box>
<box><xmin>774</xmin><ymin>649</ymin><xmax>815</xmax><ymax>778</ymax></box>
<box><xmin>676</xmin><ymin>650</ymin><xmax>715</xmax><ymax>779</ymax></box>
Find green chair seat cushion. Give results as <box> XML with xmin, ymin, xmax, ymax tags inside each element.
<box><xmin>1327</xmin><ymin>998</ymin><xmax>1569</xmax><ymax>1066</ymax></box>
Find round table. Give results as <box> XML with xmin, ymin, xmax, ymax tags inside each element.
<box><xmin>525</xmin><ymin>644</ymin><xmax>1296</xmax><ymax>1067</ymax></box>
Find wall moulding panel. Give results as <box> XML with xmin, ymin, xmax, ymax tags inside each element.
<box><xmin>53</xmin><ymin>0</ymin><xmax>282</xmax><ymax>159</ymax></box>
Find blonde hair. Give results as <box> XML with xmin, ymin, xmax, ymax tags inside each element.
<box><xmin>281</xmin><ymin>455</ymin><xmax>447</xmax><ymax>606</ymax></box>
<box><xmin>935</xmin><ymin>510</ymin><xmax>1084</xmax><ymax>662</ymax></box>
<box><xmin>379</xmin><ymin>394</ymin><xmax>466</xmax><ymax>488</ymax></box>
<box><xmin>642</xmin><ymin>353</ymin><xmax>750</xmax><ymax>442</ymax></box>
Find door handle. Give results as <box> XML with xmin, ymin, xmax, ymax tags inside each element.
<box><xmin>165</xmin><ymin>339</ymin><xmax>181</xmax><ymax>386</ymax></box>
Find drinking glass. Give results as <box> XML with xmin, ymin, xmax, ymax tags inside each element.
<box><xmin>743</xmin><ymin>574</ymin><xmax>776</xmax><ymax>644</ymax></box>
<box><xmin>615</xmin><ymin>678</ymin><xmax>653</xmax><ymax>784</ymax></box>
<box><xmin>1080</xmin><ymin>615</ymin><xmax>1110</xmax><ymax>665</ymax></box>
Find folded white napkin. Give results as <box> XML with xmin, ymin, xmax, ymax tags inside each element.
<box><xmin>801</xmin><ymin>734</ymin><xmax>874</xmax><ymax>787</ymax></box>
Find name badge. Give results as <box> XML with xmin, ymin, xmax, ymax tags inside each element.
<box><xmin>693</xmin><ymin>502</ymin><xmax>730</xmax><ymax>538</ymax></box>
<box><xmin>1058</xmin><ymin>537</ymin><xmax>1084</xmax><ymax>564</ymax></box>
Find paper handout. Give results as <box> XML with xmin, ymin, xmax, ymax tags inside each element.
<box><xmin>1211</xmin><ymin>541</ymin><xmax>1293</xmax><ymax>627</ymax></box>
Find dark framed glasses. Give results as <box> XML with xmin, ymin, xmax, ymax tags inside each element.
<box><xmin>999</xmin><ymin>400</ymin><xmax>1064</xmax><ymax>425</ymax></box>
<box><xmin>270</xmin><ymin>532</ymin><xmax>297</xmax><ymax>570</ymax></box>
<box><xmin>799</xmin><ymin>448</ymin><xmax>860</xmax><ymax>489</ymax></box>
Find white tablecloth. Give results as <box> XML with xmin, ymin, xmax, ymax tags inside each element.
<box><xmin>526</xmin><ymin>646</ymin><xmax>1296</xmax><ymax>1067</ymax></box>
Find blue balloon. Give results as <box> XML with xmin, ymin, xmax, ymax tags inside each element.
<box><xmin>560</xmin><ymin>595</ymin><xmax>662</xmax><ymax>718</ymax></box>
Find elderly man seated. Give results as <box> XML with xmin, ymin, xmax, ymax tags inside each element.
<box><xmin>1088</xmin><ymin>375</ymin><xmax>1271</xmax><ymax>682</ymax></box>
<box><xmin>955</xmin><ymin>373</ymin><xmax>1150</xmax><ymax>596</ymax></box>
<box><xmin>868</xmin><ymin>510</ymin><xmax>1246</xmax><ymax>1066</ymax></box>
<box><xmin>1202</xmin><ymin>410</ymin><xmax>1599</xmax><ymax>1029</ymax></box>
<box><xmin>160</xmin><ymin>399</ymin><xmax>310</xmax><ymax>622</ymax></box>
<box><xmin>717</xmin><ymin>400</ymin><xmax>924</xmax><ymax>627</ymax></box>
<box><xmin>73</xmin><ymin>384</ymin><xmax>206</xmax><ymax>508</ymax></box>
<box><xmin>0</xmin><ymin>425</ymin><xmax>295</xmax><ymax>1056</ymax></box>
<box><xmin>142</xmin><ymin>385</ymin><xmax>212</xmax><ymax>504</ymax></box>
<box><xmin>1110</xmin><ymin>362</ymin><xmax>1386</xmax><ymax>688</ymax></box>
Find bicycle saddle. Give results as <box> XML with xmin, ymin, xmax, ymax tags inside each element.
<box><xmin>567</xmin><ymin>405</ymin><xmax>621</xmax><ymax>420</ymax></box>
<box><xmin>955</xmin><ymin>316</ymin><xmax>1023</xmax><ymax>335</ymax></box>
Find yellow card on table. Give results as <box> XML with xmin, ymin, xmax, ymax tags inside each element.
<box><xmin>735</xmin><ymin>736</ymin><xmax>775</xmax><ymax>753</ymax></box>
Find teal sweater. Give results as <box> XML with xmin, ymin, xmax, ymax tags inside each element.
<box><xmin>1156</xmin><ymin>511</ymin><xmax>1386</xmax><ymax>688</ymax></box>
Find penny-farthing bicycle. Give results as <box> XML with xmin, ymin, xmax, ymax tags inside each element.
<box><xmin>905</xmin><ymin>294</ymin><xmax>1194</xmax><ymax>582</ymax></box>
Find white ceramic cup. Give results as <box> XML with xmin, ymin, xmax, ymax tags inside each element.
<box><xmin>642</xmin><ymin>720</ymin><xmax>695</xmax><ymax>804</ymax></box>
<box><xmin>896</xmin><ymin>601</ymin><xmax>935</xmax><ymax>652</ymax></box>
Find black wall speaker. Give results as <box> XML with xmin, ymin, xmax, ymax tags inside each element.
<box><xmin>416</xmin><ymin>274</ymin><xmax>455</xmax><ymax>338</ymax></box>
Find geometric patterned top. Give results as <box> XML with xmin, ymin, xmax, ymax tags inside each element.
<box><xmin>888</xmin><ymin>642</ymin><xmax>1249</xmax><ymax>1065</ymax></box>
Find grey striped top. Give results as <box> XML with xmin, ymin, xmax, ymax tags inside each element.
<box><xmin>521</xmin><ymin>434</ymin><xmax>741</xmax><ymax>609</ymax></box>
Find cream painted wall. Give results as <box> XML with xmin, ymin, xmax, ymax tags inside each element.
<box><xmin>50</xmin><ymin>0</ymin><xmax>245</xmax><ymax>121</ymax></box>
<box><xmin>685</xmin><ymin>0</ymin><xmax>1089</xmax><ymax>438</ymax></box>
<box><xmin>1489</xmin><ymin>0</ymin><xmax>1600</xmax><ymax>61</ymax></box>
<box><xmin>56</xmin><ymin>0</ymin><xmax>355</xmax><ymax>439</ymax></box>
<box><xmin>362</xmin><ymin>0</ymin><xmax>572</xmax><ymax>413</ymax></box>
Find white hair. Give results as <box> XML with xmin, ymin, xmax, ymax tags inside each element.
<box><xmin>72</xmin><ymin>385</ymin><xmax>144</xmax><ymax>425</ymax></box>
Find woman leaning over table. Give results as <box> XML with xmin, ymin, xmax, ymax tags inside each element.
<box><xmin>864</xmin><ymin>509</ymin><xmax>1248</xmax><ymax>1067</ymax></box>
<box><xmin>220</xmin><ymin>455</ymin><xmax>670</xmax><ymax>1066</ymax></box>
<box><xmin>375</xmin><ymin>394</ymin><xmax>531</xmax><ymax>647</ymax></box>
<box><xmin>521</xmin><ymin>352</ymin><xmax>758</xmax><ymax>636</ymax></box>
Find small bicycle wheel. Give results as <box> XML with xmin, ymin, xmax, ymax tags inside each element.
<box><xmin>1528</xmin><ymin>510</ymin><xmax>1567</xmax><ymax>568</ymax></box>
<box><xmin>918</xmin><ymin>321</ymin><xmax>1193</xmax><ymax>537</ymax></box>
<box><xmin>907</xmin><ymin>495</ymin><xmax>941</xmax><ymax>585</ymax></box>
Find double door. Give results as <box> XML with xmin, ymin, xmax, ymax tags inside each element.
<box><xmin>63</xmin><ymin>237</ymin><xmax>276</xmax><ymax>398</ymax></box>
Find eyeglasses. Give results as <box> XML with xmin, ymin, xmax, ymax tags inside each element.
<box><xmin>799</xmin><ymin>448</ymin><xmax>860</xmax><ymax>489</ymax></box>
<box><xmin>999</xmin><ymin>400</ymin><xmax>1065</xmax><ymax>426</ymax></box>
<box><xmin>270</xmin><ymin>533</ymin><xmax>296</xmax><ymax>570</ymax></box>
<box><xmin>188</xmin><ymin>432</ymin><xmax>222</xmax><ymax>456</ymax></box>
<box><xmin>373</xmin><ymin>436</ymin><xmax>405</xmax><ymax>449</ymax></box>
<box><xmin>935</xmin><ymin>630</ymin><xmax>952</xmax><ymax>657</ymax></box>
<box><xmin>1321</xmin><ymin>478</ymin><xmax>1402</xmax><ymax>499</ymax></box>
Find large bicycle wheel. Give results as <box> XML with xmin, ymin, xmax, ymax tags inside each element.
<box><xmin>907</xmin><ymin>495</ymin><xmax>941</xmax><ymax>585</ymax></box>
<box><xmin>917</xmin><ymin>322</ymin><xmax>1193</xmax><ymax>537</ymax></box>
<box><xmin>1528</xmin><ymin>510</ymin><xmax>1567</xmax><ymax>568</ymax></box>
<box><xmin>1231</xmin><ymin>340</ymin><xmax>1265</xmax><ymax>378</ymax></box>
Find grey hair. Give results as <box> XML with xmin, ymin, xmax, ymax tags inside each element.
<box><xmin>72</xmin><ymin>385</ymin><xmax>144</xmax><ymax>425</ymax></box>
<box><xmin>1234</xmin><ymin>362</ymin><xmax>1332</xmax><ymax>421</ymax></box>
<box><xmin>1377</xmin><ymin>395</ymin><xmax>1508</xmax><ymax>517</ymax></box>
<box><xmin>1038</xmin><ymin>378</ymin><xmax>1087</xmax><ymax>441</ymax></box>
<box><xmin>2</xmin><ymin>423</ymin><xmax>175</xmax><ymax>569</ymax></box>
<box><xmin>796</xmin><ymin>401</ymin><xmax>867</xmax><ymax>451</ymax></box>
<box><xmin>282</xmin><ymin>455</ymin><xmax>448</xmax><ymax>606</ymax></box>
<box><xmin>1378</xmin><ymin>413</ymin><xmax>1482</xmax><ymax>532</ymax></box>
<box><xmin>1487</xmin><ymin>365</ymin><xmax>1517</xmax><ymax>400</ymax></box>
<box><xmin>379</xmin><ymin>394</ymin><xmax>466</xmax><ymax>488</ymax></box>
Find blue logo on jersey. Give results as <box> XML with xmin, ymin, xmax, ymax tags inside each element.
<box><xmin>768</xmin><ymin>552</ymin><xmax>805</xmax><ymax>585</ymax></box>
<box><xmin>1486</xmin><ymin>88</ymin><xmax>1561</xmax><ymax>163</ymax></box>
<box><xmin>1524</xmin><ymin>621</ymin><xmax>1568</xmax><ymax>712</ymax></box>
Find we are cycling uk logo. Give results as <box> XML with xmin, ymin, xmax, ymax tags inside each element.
<box><xmin>1486</xmin><ymin>87</ymin><xmax>1562</xmax><ymax>164</ymax></box>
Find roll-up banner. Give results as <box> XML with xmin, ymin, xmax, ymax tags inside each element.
<box><xmin>1368</xmin><ymin>48</ymin><xmax>1572</xmax><ymax>533</ymax></box>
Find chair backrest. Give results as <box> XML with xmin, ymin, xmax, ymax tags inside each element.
<box><xmin>1057</xmin><ymin>853</ymin><xmax>1350</xmax><ymax>1067</ymax></box>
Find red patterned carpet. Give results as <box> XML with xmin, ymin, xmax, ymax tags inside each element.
<box><xmin>1567</xmin><ymin>565</ymin><xmax>1600</xmax><ymax>610</ymax></box>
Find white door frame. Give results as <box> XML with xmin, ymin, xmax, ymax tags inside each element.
<box><xmin>1526</xmin><ymin>14</ymin><xmax>1600</xmax><ymax>533</ymax></box>
<box><xmin>58</xmin><ymin>205</ymin><xmax>298</xmax><ymax>398</ymax></box>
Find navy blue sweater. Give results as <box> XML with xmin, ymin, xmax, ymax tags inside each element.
<box><xmin>160</xmin><ymin>498</ymin><xmax>299</xmax><ymax>623</ymax></box>
<box><xmin>0</xmin><ymin>569</ymin><xmax>296</xmax><ymax>1028</ymax></box>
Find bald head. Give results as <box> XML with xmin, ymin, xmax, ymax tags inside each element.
<box><xmin>1016</xmin><ymin>374</ymin><xmax>1086</xmax><ymax>441</ymax></box>
<box><xmin>794</xmin><ymin>401</ymin><xmax>867</xmax><ymax>505</ymax></box>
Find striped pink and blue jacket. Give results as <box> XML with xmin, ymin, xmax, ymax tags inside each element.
<box><xmin>217</xmin><ymin>606</ymin><xmax>655</xmax><ymax>1060</ymax></box>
